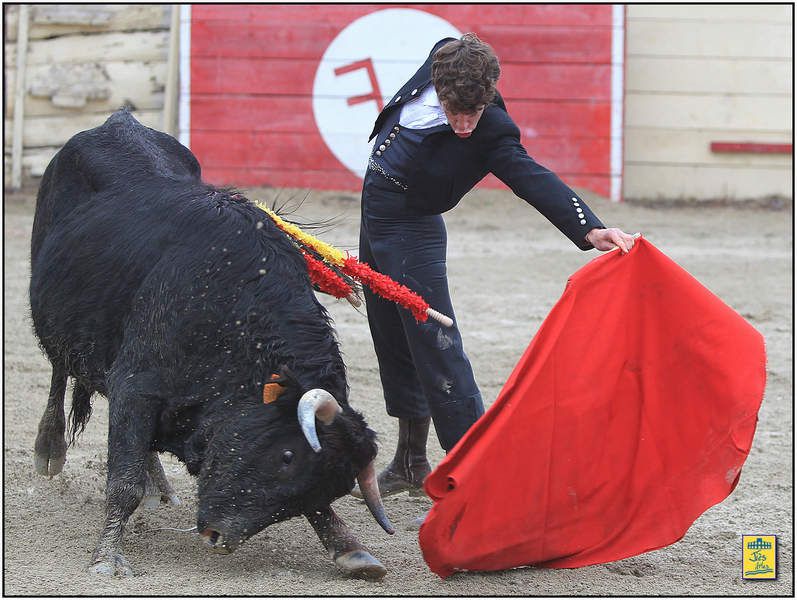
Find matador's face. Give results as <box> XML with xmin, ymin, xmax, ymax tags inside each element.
<box><xmin>442</xmin><ymin>103</ymin><xmax>486</xmax><ymax>139</ymax></box>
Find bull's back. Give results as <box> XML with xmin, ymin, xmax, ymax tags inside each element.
<box><xmin>31</xmin><ymin>110</ymin><xmax>201</xmax><ymax>263</ymax></box>
<box><xmin>30</xmin><ymin>176</ymin><xmax>201</xmax><ymax>386</ymax></box>
<box><xmin>30</xmin><ymin>110</ymin><xmax>205</xmax><ymax>382</ymax></box>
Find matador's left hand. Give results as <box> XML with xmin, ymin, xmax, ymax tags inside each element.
<box><xmin>585</xmin><ymin>227</ymin><xmax>638</xmax><ymax>254</ymax></box>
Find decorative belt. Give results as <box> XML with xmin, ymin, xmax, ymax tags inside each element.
<box><xmin>368</xmin><ymin>156</ymin><xmax>408</xmax><ymax>191</ymax></box>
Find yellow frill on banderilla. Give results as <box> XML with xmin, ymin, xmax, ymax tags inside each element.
<box><xmin>255</xmin><ymin>202</ymin><xmax>346</xmax><ymax>266</ymax></box>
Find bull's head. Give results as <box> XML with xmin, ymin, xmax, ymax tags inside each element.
<box><xmin>189</xmin><ymin>388</ymin><xmax>392</xmax><ymax>553</ymax></box>
<box><xmin>296</xmin><ymin>389</ymin><xmax>392</xmax><ymax>534</ymax></box>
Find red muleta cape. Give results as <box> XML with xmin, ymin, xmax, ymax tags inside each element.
<box><xmin>419</xmin><ymin>238</ymin><xmax>766</xmax><ymax>578</ymax></box>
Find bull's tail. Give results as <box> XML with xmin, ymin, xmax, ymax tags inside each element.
<box><xmin>67</xmin><ymin>382</ymin><xmax>93</xmax><ymax>446</ymax></box>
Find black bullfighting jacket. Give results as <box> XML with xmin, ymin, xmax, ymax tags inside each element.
<box><xmin>368</xmin><ymin>38</ymin><xmax>604</xmax><ymax>251</ymax></box>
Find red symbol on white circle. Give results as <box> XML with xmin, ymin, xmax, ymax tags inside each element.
<box><xmin>313</xmin><ymin>9</ymin><xmax>461</xmax><ymax>179</ymax></box>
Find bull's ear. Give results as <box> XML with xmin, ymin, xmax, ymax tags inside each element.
<box><xmin>277</xmin><ymin>364</ymin><xmax>299</xmax><ymax>386</ymax></box>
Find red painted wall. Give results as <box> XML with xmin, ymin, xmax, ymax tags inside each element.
<box><xmin>190</xmin><ymin>5</ymin><xmax>614</xmax><ymax>197</ymax></box>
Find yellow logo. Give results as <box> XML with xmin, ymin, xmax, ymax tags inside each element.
<box><xmin>743</xmin><ymin>535</ymin><xmax>777</xmax><ymax>579</ymax></box>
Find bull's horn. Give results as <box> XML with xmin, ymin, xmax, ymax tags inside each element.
<box><xmin>356</xmin><ymin>461</ymin><xmax>395</xmax><ymax>535</ymax></box>
<box><xmin>297</xmin><ymin>389</ymin><xmax>342</xmax><ymax>452</ymax></box>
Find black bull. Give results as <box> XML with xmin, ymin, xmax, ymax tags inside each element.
<box><xmin>29</xmin><ymin>110</ymin><xmax>394</xmax><ymax>580</ymax></box>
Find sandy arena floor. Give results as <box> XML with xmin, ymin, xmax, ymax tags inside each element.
<box><xmin>3</xmin><ymin>184</ymin><xmax>793</xmax><ymax>596</ymax></box>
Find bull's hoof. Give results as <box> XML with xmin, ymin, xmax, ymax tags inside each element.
<box><xmin>141</xmin><ymin>494</ymin><xmax>161</xmax><ymax>509</ymax></box>
<box><xmin>334</xmin><ymin>550</ymin><xmax>387</xmax><ymax>581</ymax></box>
<box><xmin>142</xmin><ymin>464</ymin><xmax>181</xmax><ymax>509</ymax></box>
<box><xmin>34</xmin><ymin>450</ymin><xmax>66</xmax><ymax>477</ymax></box>
<box><xmin>142</xmin><ymin>492</ymin><xmax>181</xmax><ymax>509</ymax></box>
<box><xmin>33</xmin><ymin>434</ymin><xmax>67</xmax><ymax>476</ymax></box>
<box><xmin>88</xmin><ymin>553</ymin><xmax>134</xmax><ymax>577</ymax></box>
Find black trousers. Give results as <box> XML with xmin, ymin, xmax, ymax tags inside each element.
<box><xmin>359</xmin><ymin>171</ymin><xmax>484</xmax><ymax>451</ymax></box>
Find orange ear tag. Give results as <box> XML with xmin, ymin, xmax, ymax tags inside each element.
<box><xmin>263</xmin><ymin>373</ymin><xmax>285</xmax><ymax>404</ymax></box>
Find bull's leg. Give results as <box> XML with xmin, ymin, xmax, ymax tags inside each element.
<box><xmin>89</xmin><ymin>389</ymin><xmax>157</xmax><ymax>577</ymax></box>
<box><xmin>142</xmin><ymin>452</ymin><xmax>181</xmax><ymax>509</ymax></box>
<box><xmin>34</xmin><ymin>367</ymin><xmax>68</xmax><ymax>476</ymax></box>
<box><xmin>305</xmin><ymin>506</ymin><xmax>387</xmax><ymax>581</ymax></box>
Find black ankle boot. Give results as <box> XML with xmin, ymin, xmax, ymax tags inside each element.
<box><xmin>351</xmin><ymin>417</ymin><xmax>431</xmax><ymax>499</ymax></box>
<box><xmin>378</xmin><ymin>416</ymin><xmax>432</xmax><ymax>496</ymax></box>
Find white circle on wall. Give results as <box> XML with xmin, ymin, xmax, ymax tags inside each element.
<box><xmin>312</xmin><ymin>9</ymin><xmax>461</xmax><ymax>181</ymax></box>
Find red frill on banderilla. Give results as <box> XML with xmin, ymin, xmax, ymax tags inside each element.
<box><xmin>257</xmin><ymin>202</ymin><xmax>446</xmax><ymax>326</ymax></box>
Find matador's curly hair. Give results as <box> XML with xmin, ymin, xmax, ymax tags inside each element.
<box><xmin>432</xmin><ymin>33</ymin><xmax>501</xmax><ymax>113</ymax></box>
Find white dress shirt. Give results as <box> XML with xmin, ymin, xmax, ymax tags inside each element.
<box><xmin>398</xmin><ymin>85</ymin><xmax>448</xmax><ymax>129</ymax></box>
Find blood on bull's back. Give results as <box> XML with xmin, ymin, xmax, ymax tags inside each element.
<box><xmin>28</xmin><ymin>109</ymin><xmax>393</xmax><ymax>580</ymax></box>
